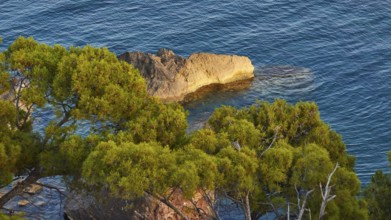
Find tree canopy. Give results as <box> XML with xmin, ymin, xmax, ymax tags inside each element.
<box><xmin>1</xmin><ymin>37</ymin><xmax>386</xmax><ymax>220</ymax></box>
<box><xmin>190</xmin><ymin>100</ymin><xmax>367</xmax><ymax>220</ymax></box>
<box><xmin>364</xmin><ymin>151</ymin><xmax>391</xmax><ymax>220</ymax></box>
<box><xmin>0</xmin><ymin>36</ymin><xmax>187</xmax><ymax>181</ymax></box>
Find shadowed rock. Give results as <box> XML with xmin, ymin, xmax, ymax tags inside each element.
<box><xmin>64</xmin><ymin>189</ymin><xmax>215</xmax><ymax>220</ymax></box>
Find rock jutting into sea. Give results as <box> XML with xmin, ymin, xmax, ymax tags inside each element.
<box><xmin>118</xmin><ymin>48</ymin><xmax>255</xmax><ymax>102</ymax></box>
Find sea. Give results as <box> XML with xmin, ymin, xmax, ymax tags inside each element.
<box><xmin>0</xmin><ymin>0</ymin><xmax>390</xmax><ymax>219</ymax></box>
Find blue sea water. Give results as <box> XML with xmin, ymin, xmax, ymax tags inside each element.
<box><xmin>0</xmin><ymin>0</ymin><xmax>390</xmax><ymax>219</ymax></box>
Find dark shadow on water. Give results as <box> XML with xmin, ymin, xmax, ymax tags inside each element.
<box><xmin>181</xmin><ymin>78</ymin><xmax>254</xmax><ymax>105</ymax></box>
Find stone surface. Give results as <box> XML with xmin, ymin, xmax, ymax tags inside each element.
<box><xmin>118</xmin><ymin>49</ymin><xmax>254</xmax><ymax>102</ymax></box>
<box><xmin>64</xmin><ymin>189</ymin><xmax>215</xmax><ymax>220</ymax></box>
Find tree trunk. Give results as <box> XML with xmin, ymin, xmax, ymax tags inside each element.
<box><xmin>201</xmin><ymin>190</ymin><xmax>221</xmax><ymax>220</ymax></box>
<box><xmin>287</xmin><ymin>201</ymin><xmax>290</xmax><ymax>220</ymax></box>
<box><xmin>242</xmin><ymin>193</ymin><xmax>252</xmax><ymax>220</ymax></box>
<box><xmin>296</xmin><ymin>185</ymin><xmax>314</xmax><ymax>220</ymax></box>
<box><xmin>0</xmin><ymin>169</ymin><xmax>41</xmax><ymax>207</ymax></box>
<box><xmin>147</xmin><ymin>192</ymin><xmax>189</xmax><ymax>220</ymax></box>
<box><xmin>251</xmin><ymin>212</ymin><xmax>261</xmax><ymax>220</ymax></box>
<box><xmin>319</xmin><ymin>163</ymin><xmax>338</xmax><ymax>220</ymax></box>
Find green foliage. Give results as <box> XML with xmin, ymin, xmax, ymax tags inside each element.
<box><xmin>189</xmin><ymin>128</ymin><xmax>230</xmax><ymax>154</ymax></box>
<box><xmin>0</xmin><ymin>37</ymin><xmax>372</xmax><ymax>220</ymax></box>
<box><xmin>331</xmin><ymin>168</ymin><xmax>368</xmax><ymax>219</ymax></box>
<box><xmin>59</xmin><ymin>135</ymin><xmax>100</xmax><ymax>175</ymax></box>
<box><xmin>123</xmin><ymin>99</ymin><xmax>188</xmax><ymax>147</ymax></box>
<box><xmin>218</xmin><ymin>116</ymin><xmax>262</xmax><ymax>150</ymax></box>
<box><xmin>290</xmin><ymin>144</ymin><xmax>334</xmax><ymax>188</ymax></box>
<box><xmin>259</xmin><ymin>141</ymin><xmax>294</xmax><ymax>191</ymax></box>
<box><xmin>83</xmin><ymin>141</ymin><xmax>175</xmax><ymax>198</ymax></box>
<box><xmin>0</xmin><ymin>212</ymin><xmax>25</xmax><ymax>220</ymax></box>
<box><xmin>70</xmin><ymin>46</ymin><xmax>147</xmax><ymax>124</ymax></box>
<box><xmin>173</xmin><ymin>146</ymin><xmax>218</xmax><ymax>197</ymax></box>
<box><xmin>216</xmin><ymin>147</ymin><xmax>258</xmax><ymax>198</ymax></box>
<box><xmin>389</xmin><ymin>151</ymin><xmax>391</xmax><ymax>167</ymax></box>
<box><xmin>6</xmin><ymin>37</ymin><xmax>67</xmax><ymax>108</ymax></box>
<box><xmin>0</xmin><ymin>36</ymin><xmax>189</xmax><ymax>181</ymax></box>
<box><xmin>82</xmin><ymin>140</ymin><xmax>218</xmax><ymax>200</ymax></box>
<box><xmin>364</xmin><ymin>151</ymin><xmax>391</xmax><ymax>220</ymax></box>
<box><xmin>0</xmin><ymin>38</ymin><xmax>9</xmax><ymax>95</ymax></box>
<box><xmin>0</xmin><ymin>140</ymin><xmax>20</xmax><ymax>184</ymax></box>
<box><xmin>0</xmin><ymin>99</ymin><xmax>39</xmax><ymax>184</ymax></box>
<box><xmin>204</xmin><ymin>99</ymin><xmax>366</xmax><ymax>219</ymax></box>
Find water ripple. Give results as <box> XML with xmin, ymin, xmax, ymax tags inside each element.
<box><xmin>1</xmin><ymin>1</ymin><xmax>390</xmax><ymax>218</ymax></box>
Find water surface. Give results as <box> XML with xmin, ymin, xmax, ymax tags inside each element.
<box><xmin>1</xmin><ymin>1</ymin><xmax>390</xmax><ymax>219</ymax></box>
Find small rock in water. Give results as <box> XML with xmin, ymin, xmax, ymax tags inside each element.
<box><xmin>18</xmin><ymin>200</ymin><xmax>30</xmax><ymax>206</ymax></box>
<box><xmin>24</xmin><ymin>183</ymin><xmax>43</xmax><ymax>195</ymax></box>
<box><xmin>35</xmin><ymin>201</ymin><xmax>46</xmax><ymax>206</ymax></box>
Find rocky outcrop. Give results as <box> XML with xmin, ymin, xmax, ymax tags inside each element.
<box><xmin>64</xmin><ymin>189</ymin><xmax>215</xmax><ymax>220</ymax></box>
<box><xmin>118</xmin><ymin>48</ymin><xmax>254</xmax><ymax>102</ymax></box>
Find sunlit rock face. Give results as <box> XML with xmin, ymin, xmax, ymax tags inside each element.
<box><xmin>118</xmin><ymin>48</ymin><xmax>254</xmax><ymax>102</ymax></box>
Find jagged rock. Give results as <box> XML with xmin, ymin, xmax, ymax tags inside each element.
<box><xmin>64</xmin><ymin>189</ymin><xmax>215</xmax><ymax>220</ymax></box>
<box><xmin>18</xmin><ymin>200</ymin><xmax>30</xmax><ymax>206</ymax></box>
<box><xmin>118</xmin><ymin>49</ymin><xmax>254</xmax><ymax>102</ymax></box>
